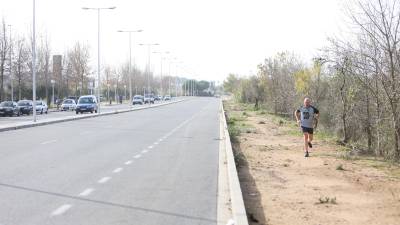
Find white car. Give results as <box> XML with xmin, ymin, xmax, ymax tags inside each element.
<box><xmin>35</xmin><ymin>100</ymin><xmax>48</xmax><ymax>114</ymax></box>
<box><xmin>163</xmin><ymin>95</ymin><xmax>171</xmax><ymax>101</ymax></box>
<box><xmin>60</xmin><ymin>99</ymin><xmax>77</xmax><ymax>111</ymax></box>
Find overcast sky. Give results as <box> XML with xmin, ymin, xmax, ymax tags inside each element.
<box><xmin>1</xmin><ymin>0</ymin><xmax>346</xmax><ymax>82</ymax></box>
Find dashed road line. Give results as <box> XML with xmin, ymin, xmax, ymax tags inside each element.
<box><xmin>41</xmin><ymin>139</ymin><xmax>57</xmax><ymax>145</ymax></box>
<box><xmin>125</xmin><ymin>160</ymin><xmax>133</xmax><ymax>165</ymax></box>
<box><xmin>78</xmin><ymin>188</ymin><xmax>94</xmax><ymax>197</ymax></box>
<box><xmin>148</xmin><ymin>145</ymin><xmax>153</xmax><ymax>149</ymax></box>
<box><xmin>141</xmin><ymin>150</ymin><xmax>148</xmax><ymax>154</ymax></box>
<box><xmin>134</xmin><ymin>154</ymin><xmax>141</xmax><ymax>159</ymax></box>
<box><xmin>51</xmin><ymin>204</ymin><xmax>72</xmax><ymax>216</ymax></box>
<box><xmin>113</xmin><ymin>167</ymin><xmax>123</xmax><ymax>173</ymax></box>
<box><xmin>98</xmin><ymin>177</ymin><xmax>111</xmax><ymax>184</ymax></box>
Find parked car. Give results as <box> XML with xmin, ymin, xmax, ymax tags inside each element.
<box><xmin>0</xmin><ymin>101</ymin><xmax>18</xmax><ymax>117</ymax></box>
<box><xmin>35</xmin><ymin>100</ymin><xmax>48</xmax><ymax>114</ymax></box>
<box><xmin>76</xmin><ymin>95</ymin><xmax>98</xmax><ymax>114</ymax></box>
<box><xmin>154</xmin><ymin>95</ymin><xmax>162</xmax><ymax>101</ymax></box>
<box><xmin>132</xmin><ymin>95</ymin><xmax>144</xmax><ymax>105</ymax></box>
<box><xmin>144</xmin><ymin>94</ymin><xmax>155</xmax><ymax>104</ymax></box>
<box><xmin>17</xmin><ymin>100</ymin><xmax>33</xmax><ymax>116</ymax></box>
<box><xmin>60</xmin><ymin>99</ymin><xmax>77</xmax><ymax>111</ymax></box>
<box><xmin>164</xmin><ymin>95</ymin><xmax>171</xmax><ymax>101</ymax></box>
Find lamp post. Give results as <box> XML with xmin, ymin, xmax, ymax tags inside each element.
<box><xmin>139</xmin><ymin>43</ymin><xmax>159</xmax><ymax>97</ymax></box>
<box><xmin>152</xmin><ymin>51</ymin><xmax>169</xmax><ymax>97</ymax></box>
<box><xmin>82</xmin><ymin>6</ymin><xmax>116</xmax><ymax>113</ymax></box>
<box><xmin>32</xmin><ymin>0</ymin><xmax>37</xmax><ymax>122</ymax></box>
<box><xmin>8</xmin><ymin>24</ymin><xmax>13</xmax><ymax>102</ymax></box>
<box><xmin>124</xmin><ymin>84</ymin><xmax>127</xmax><ymax>101</ymax></box>
<box><xmin>117</xmin><ymin>30</ymin><xmax>143</xmax><ymax>103</ymax></box>
<box><xmin>114</xmin><ymin>84</ymin><xmax>117</xmax><ymax>103</ymax></box>
<box><xmin>51</xmin><ymin>79</ymin><xmax>55</xmax><ymax>106</ymax></box>
<box><xmin>107</xmin><ymin>83</ymin><xmax>110</xmax><ymax>104</ymax></box>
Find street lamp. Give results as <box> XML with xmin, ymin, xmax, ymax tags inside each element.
<box><xmin>82</xmin><ymin>6</ymin><xmax>116</xmax><ymax>113</ymax></box>
<box><xmin>139</xmin><ymin>43</ymin><xmax>159</xmax><ymax>97</ymax></box>
<box><xmin>8</xmin><ymin>24</ymin><xmax>13</xmax><ymax>102</ymax></box>
<box><xmin>124</xmin><ymin>84</ymin><xmax>127</xmax><ymax>101</ymax></box>
<box><xmin>117</xmin><ymin>29</ymin><xmax>143</xmax><ymax>103</ymax></box>
<box><xmin>51</xmin><ymin>79</ymin><xmax>55</xmax><ymax>106</ymax></box>
<box><xmin>152</xmin><ymin>51</ymin><xmax>169</xmax><ymax>97</ymax></box>
<box><xmin>114</xmin><ymin>84</ymin><xmax>117</xmax><ymax>103</ymax></box>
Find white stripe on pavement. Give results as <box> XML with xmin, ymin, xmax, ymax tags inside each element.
<box><xmin>98</xmin><ymin>177</ymin><xmax>111</xmax><ymax>184</ymax></box>
<box><xmin>113</xmin><ymin>167</ymin><xmax>123</xmax><ymax>173</ymax></box>
<box><xmin>78</xmin><ymin>188</ymin><xmax>94</xmax><ymax>197</ymax></box>
<box><xmin>41</xmin><ymin>139</ymin><xmax>57</xmax><ymax>145</ymax></box>
<box><xmin>134</xmin><ymin>154</ymin><xmax>141</xmax><ymax>159</ymax></box>
<box><xmin>125</xmin><ymin>160</ymin><xmax>133</xmax><ymax>165</ymax></box>
<box><xmin>51</xmin><ymin>204</ymin><xmax>72</xmax><ymax>216</ymax></box>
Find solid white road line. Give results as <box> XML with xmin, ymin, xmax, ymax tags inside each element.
<box><xmin>78</xmin><ymin>188</ymin><xmax>94</xmax><ymax>197</ymax></box>
<box><xmin>113</xmin><ymin>167</ymin><xmax>123</xmax><ymax>173</ymax></box>
<box><xmin>125</xmin><ymin>160</ymin><xmax>133</xmax><ymax>165</ymax></box>
<box><xmin>51</xmin><ymin>204</ymin><xmax>72</xmax><ymax>216</ymax></box>
<box><xmin>98</xmin><ymin>177</ymin><xmax>111</xmax><ymax>184</ymax></box>
<box><xmin>41</xmin><ymin>139</ymin><xmax>57</xmax><ymax>145</ymax></box>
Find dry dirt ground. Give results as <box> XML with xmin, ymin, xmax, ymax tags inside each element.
<box><xmin>224</xmin><ymin>101</ymin><xmax>400</xmax><ymax>225</ymax></box>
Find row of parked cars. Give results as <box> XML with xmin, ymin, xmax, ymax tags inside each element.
<box><xmin>0</xmin><ymin>100</ymin><xmax>48</xmax><ymax>117</ymax></box>
<box><xmin>58</xmin><ymin>95</ymin><xmax>99</xmax><ymax>114</ymax></box>
<box><xmin>132</xmin><ymin>94</ymin><xmax>171</xmax><ymax>105</ymax></box>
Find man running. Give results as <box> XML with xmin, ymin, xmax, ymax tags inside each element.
<box><xmin>294</xmin><ymin>98</ymin><xmax>319</xmax><ymax>157</ymax></box>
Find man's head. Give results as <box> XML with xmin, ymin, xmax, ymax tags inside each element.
<box><xmin>304</xmin><ymin>98</ymin><xmax>311</xmax><ymax>107</ymax></box>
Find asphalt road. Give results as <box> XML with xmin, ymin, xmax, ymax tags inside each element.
<box><xmin>0</xmin><ymin>97</ymin><xmax>221</xmax><ymax>225</ymax></box>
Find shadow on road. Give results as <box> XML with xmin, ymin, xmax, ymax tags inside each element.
<box><xmin>0</xmin><ymin>182</ymin><xmax>218</xmax><ymax>223</ymax></box>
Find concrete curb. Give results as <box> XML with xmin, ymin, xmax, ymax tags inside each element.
<box><xmin>0</xmin><ymin>99</ymin><xmax>186</xmax><ymax>132</ymax></box>
<box><xmin>220</xmin><ymin>101</ymin><xmax>249</xmax><ymax>225</ymax></box>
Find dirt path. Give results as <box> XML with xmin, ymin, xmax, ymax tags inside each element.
<box><xmin>225</xmin><ymin>103</ymin><xmax>400</xmax><ymax>225</ymax></box>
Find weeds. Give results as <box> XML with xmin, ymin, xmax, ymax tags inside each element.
<box><xmin>316</xmin><ymin>196</ymin><xmax>337</xmax><ymax>205</ymax></box>
<box><xmin>336</xmin><ymin>164</ymin><xmax>345</xmax><ymax>171</ymax></box>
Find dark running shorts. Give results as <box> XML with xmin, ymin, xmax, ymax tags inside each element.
<box><xmin>301</xmin><ymin>126</ymin><xmax>314</xmax><ymax>134</ymax></box>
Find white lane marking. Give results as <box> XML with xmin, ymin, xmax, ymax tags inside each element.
<box><xmin>125</xmin><ymin>160</ymin><xmax>133</xmax><ymax>165</ymax></box>
<box><xmin>41</xmin><ymin>139</ymin><xmax>57</xmax><ymax>145</ymax></box>
<box><xmin>159</xmin><ymin>138</ymin><xmax>163</xmax><ymax>142</ymax></box>
<box><xmin>79</xmin><ymin>131</ymin><xmax>92</xmax><ymax>135</ymax></box>
<box><xmin>148</xmin><ymin>145</ymin><xmax>153</xmax><ymax>149</ymax></box>
<box><xmin>113</xmin><ymin>167</ymin><xmax>123</xmax><ymax>173</ymax></box>
<box><xmin>141</xmin><ymin>149</ymin><xmax>148</xmax><ymax>154</ymax></box>
<box><xmin>98</xmin><ymin>177</ymin><xmax>111</xmax><ymax>184</ymax></box>
<box><xmin>134</xmin><ymin>154</ymin><xmax>141</xmax><ymax>159</ymax></box>
<box><xmin>154</xmin><ymin>142</ymin><xmax>159</xmax><ymax>145</ymax></box>
<box><xmin>78</xmin><ymin>188</ymin><xmax>94</xmax><ymax>197</ymax></box>
<box><xmin>51</xmin><ymin>204</ymin><xmax>72</xmax><ymax>216</ymax></box>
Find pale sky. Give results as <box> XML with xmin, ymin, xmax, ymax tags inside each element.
<box><xmin>0</xmin><ymin>0</ymin><xmax>345</xmax><ymax>82</ymax></box>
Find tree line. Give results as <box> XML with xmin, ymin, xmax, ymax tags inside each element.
<box><xmin>224</xmin><ymin>0</ymin><xmax>400</xmax><ymax>161</ymax></box>
<box><xmin>0</xmin><ymin>18</ymin><xmax>204</xmax><ymax>105</ymax></box>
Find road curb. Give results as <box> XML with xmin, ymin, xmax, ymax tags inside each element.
<box><xmin>0</xmin><ymin>99</ymin><xmax>186</xmax><ymax>132</ymax></box>
<box><xmin>219</xmin><ymin>101</ymin><xmax>249</xmax><ymax>225</ymax></box>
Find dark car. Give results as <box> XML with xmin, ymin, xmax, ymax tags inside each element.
<box><xmin>17</xmin><ymin>100</ymin><xmax>33</xmax><ymax>116</ymax></box>
<box><xmin>0</xmin><ymin>101</ymin><xmax>18</xmax><ymax>117</ymax></box>
<box><xmin>76</xmin><ymin>95</ymin><xmax>98</xmax><ymax>114</ymax></box>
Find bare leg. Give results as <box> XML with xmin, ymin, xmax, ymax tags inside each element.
<box><xmin>303</xmin><ymin>133</ymin><xmax>309</xmax><ymax>152</ymax></box>
<box><xmin>308</xmin><ymin>133</ymin><xmax>313</xmax><ymax>143</ymax></box>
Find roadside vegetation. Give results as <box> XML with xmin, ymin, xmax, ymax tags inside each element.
<box><xmin>224</xmin><ymin>0</ymin><xmax>400</xmax><ymax>163</ymax></box>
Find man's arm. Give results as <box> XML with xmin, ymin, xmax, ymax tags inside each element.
<box><xmin>294</xmin><ymin>109</ymin><xmax>301</xmax><ymax>127</ymax></box>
